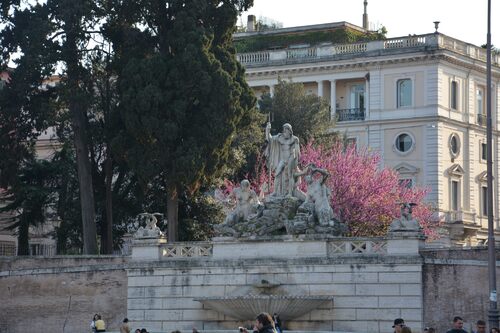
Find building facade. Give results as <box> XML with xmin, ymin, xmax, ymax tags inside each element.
<box><xmin>236</xmin><ymin>22</ymin><xmax>500</xmax><ymax>246</ymax></box>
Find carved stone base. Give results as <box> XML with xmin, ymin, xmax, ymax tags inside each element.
<box><xmin>214</xmin><ymin>195</ymin><xmax>347</xmax><ymax>238</ymax></box>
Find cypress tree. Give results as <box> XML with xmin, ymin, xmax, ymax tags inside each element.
<box><xmin>112</xmin><ymin>0</ymin><xmax>257</xmax><ymax>241</ymax></box>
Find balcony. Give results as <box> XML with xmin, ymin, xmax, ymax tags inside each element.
<box><xmin>445</xmin><ymin>210</ymin><xmax>476</xmax><ymax>225</ymax></box>
<box><xmin>477</xmin><ymin>113</ymin><xmax>487</xmax><ymax>126</ymax></box>
<box><xmin>336</xmin><ymin>108</ymin><xmax>365</xmax><ymax>122</ymax></box>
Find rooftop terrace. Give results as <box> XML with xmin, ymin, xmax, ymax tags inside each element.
<box><xmin>236</xmin><ymin>33</ymin><xmax>500</xmax><ymax>68</ymax></box>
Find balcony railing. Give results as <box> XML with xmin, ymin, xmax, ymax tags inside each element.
<box><xmin>237</xmin><ymin>34</ymin><xmax>500</xmax><ymax>67</ymax></box>
<box><xmin>445</xmin><ymin>210</ymin><xmax>476</xmax><ymax>224</ymax></box>
<box><xmin>477</xmin><ymin>113</ymin><xmax>487</xmax><ymax>126</ymax></box>
<box><xmin>336</xmin><ymin>108</ymin><xmax>365</xmax><ymax>122</ymax></box>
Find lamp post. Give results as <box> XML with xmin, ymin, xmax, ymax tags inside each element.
<box><xmin>486</xmin><ymin>0</ymin><xmax>499</xmax><ymax>329</ymax></box>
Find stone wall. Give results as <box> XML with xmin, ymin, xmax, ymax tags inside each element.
<box><xmin>128</xmin><ymin>258</ymin><xmax>423</xmax><ymax>333</ymax></box>
<box><xmin>1</xmin><ymin>244</ymin><xmax>499</xmax><ymax>333</ymax></box>
<box><xmin>127</xmin><ymin>236</ymin><xmax>425</xmax><ymax>333</ymax></box>
<box><xmin>421</xmin><ymin>248</ymin><xmax>500</xmax><ymax>333</ymax></box>
<box><xmin>0</xmin><ymin>256</ymin><xmax>129</xmax><ymax>333</ymax></box>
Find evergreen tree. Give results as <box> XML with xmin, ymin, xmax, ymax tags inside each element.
<box><xmin>0</xmin><ymin>3</ymin><xmax>59</xmax><ymax>253</ymax></box>
<box><xmin>258</xmin><ymin>79</ymin><xmax>332</xmax><ymax>143</ymax></box>
<box><xmin>111</xmin><ymin>0</ymin><xmax>257</xmax><ymax>241</ymax></box>
<box><xmin>0</xmin><ymin>158</ymin><xmax>60</xmax><ymax>255</ymax></box>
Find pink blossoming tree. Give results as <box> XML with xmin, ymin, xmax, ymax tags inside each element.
<box><xmin>219</xmin><ymin>142</ymin><xmax>439</xmax><ymax>238</ymax></box>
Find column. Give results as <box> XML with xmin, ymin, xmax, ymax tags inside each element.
<box><xmin>330</xmin><ymin>80</ymin><xmax>336</xmax><ymax>121</ymax></box>
<box><xmin>317</xmin><ymin>80</ymin><xmax>324</xmax><ymax>97</ymax></box>
<box><xmin>269</xmin><ymin>85</ymin><xmax>275</xmax><ymax>97</ymax></box>
<box><xmin>365</xmin><ymin>76</ymin><xmax>370</xmax><ymax>120</ymax></box>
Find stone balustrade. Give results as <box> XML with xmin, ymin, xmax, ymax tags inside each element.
<box><xmin>160</xmin><ymin>242</ymin><xmax>213</xmax><ymax>259</ymax></box>
<box><xmin>328</xmin><ymin>238</ymin><xmax>387</xmax><ymax>255</ymax></box>
<box><xmin>132</xmin><ymin>233</ymin><xmax>423</xmax><ymax>261</ymax></box>
<box><xmin>236</xmin><ymin>33</ymin><xmax>500</xmax><ymax>67</ymax></box>
<box><xmin>444</xmin><ymin>210</ymin><xmax>477</xmax><ymax>225</ymax></box>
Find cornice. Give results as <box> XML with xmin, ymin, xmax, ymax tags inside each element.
<box><xmin>244</xmin><ymin>52</ymin><xmax>500</xmax><ymax>80</ymax></box>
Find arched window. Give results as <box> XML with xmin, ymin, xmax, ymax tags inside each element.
<box><xmin>397</xmin><ymin>79</ymin><xmax>412</xmax><ymax>107</ymax></box>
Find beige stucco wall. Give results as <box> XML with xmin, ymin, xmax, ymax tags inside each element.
<box><xmin>383</xmin><ymin>124</ymin><xmax>425</xmax><ymax>186</ymax></box>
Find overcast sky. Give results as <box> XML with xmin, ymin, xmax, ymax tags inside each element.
<box><xmin>242</xmin><ymin>0</ymin><xmax>499</xmax><ymax>48</ymax></box>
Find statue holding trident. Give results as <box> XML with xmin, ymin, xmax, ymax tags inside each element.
<box><xmin>265</xmin><ymin>122</ymin><xmax>301</xmax><ymax>197</ymax></box>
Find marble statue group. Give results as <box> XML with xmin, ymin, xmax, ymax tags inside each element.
<box><xmin>215</xmin><ymin>122</ymin><xmax>346</xmax><ymax>238</ymax></box>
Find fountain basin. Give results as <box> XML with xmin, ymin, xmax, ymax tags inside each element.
<box><xmin>194</xmin><ymin>295</ymin><xmax>332</xmax><ymax>320</ymax></box>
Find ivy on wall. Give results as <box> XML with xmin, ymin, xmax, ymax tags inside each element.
<box><xmin>234</xmin><ymin>27</ymin><xmax>385</xmax><ymax>53</ymax></box>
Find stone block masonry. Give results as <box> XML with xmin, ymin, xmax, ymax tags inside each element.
<box><xmin>0</xmin><ymin>256</ymin><xmax>128</xmax><ymax>333</ymax></box>
<box><xmin>127</xmin><ymin>235</ymin><xmax>426</xmax><ymax>333</ymax></box>
<box><xmin>1</xmin><ymin>241</ymin><xmax>498</xmax><ymax>332</ymax></box>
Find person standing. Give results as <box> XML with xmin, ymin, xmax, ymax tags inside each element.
<box><xmin>472</xmin><ymin>320</ymin><xmax>486</xmax><ymax>333</ymax></box>
<box><xmin>446</xmin><ymin>316</ymin><xmax>468</xmax><ymax>333</ymax></box>
<box><xmin>393</xmin><ymin>318</ymin><xmax>406</xmax><ymax>333</ymax></box>
<box><xmin>273</xmin><ymin>313</ymin><xmax>282</xmax><ymax>333</ymax></box>
<box><xmin>95</xmin><ymin>315</ymin><xmax>106</xmax><ymax>332</ymax></box>
<box><xmin>91</xmin><ymin>314</ymin><xmax>99</xmax><ymax>333</ymax></box>
<box><xmin>120</xmin><ymin>318</ymin><xmax>130</xmax><ymax>333</ymax></box>
<box><xmin>241</xmin><ymin>312</ymin><xmax>277</xmax><ymax>333</ymax></box>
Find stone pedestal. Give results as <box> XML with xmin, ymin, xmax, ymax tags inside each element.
<box><xmin>387</xmin><ymin>231</ymin><xmax>426</xmax><ymax>255</ymax></box>
<box><xmin>131</xmin><ymin>237</ymin><xmax>166</xmax><ymax>261</ymax></box>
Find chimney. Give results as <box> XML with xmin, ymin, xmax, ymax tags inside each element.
<box><xmin>247</xmin><ymin>15</ymin><xmax>256</xmax><ymax>32</ymax></box>
<box><xmin>363</xmin><ymin>0</ymin><xmax>369</xmax><ymax>30</ymax></box>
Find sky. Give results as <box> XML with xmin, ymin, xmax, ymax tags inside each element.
<box><xmin>241</xmin><ymin>0</ymin><xmax>499</xmax><ymax>48</ymax></box>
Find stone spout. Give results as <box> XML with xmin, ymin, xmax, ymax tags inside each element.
<box><xmin>194</xmin><ymin>295</ymin><xmax>332</xmax><ymax>320</ymax></box>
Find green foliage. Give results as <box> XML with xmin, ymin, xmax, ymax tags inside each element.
<box><xmin>259</xmin><ymin>79</ymin><xmax>331</xmax><ymax>143</ymax></box>
<box><xmin>111</xmin><ymin>0</ymin><xmax>259</xmax><ymax>240</ymax></box>
<box><xmin>0</xmin><ymin>158</ymin><xmax>60</xmax><ymax>255</ymax></box>
<box><xmin>1</xmin><ymin>0</ymin><xmax>263</xmax><ymax>248</ymax></box>
<box><xmin>234</xmin><ymin>27</ymin><xmax>381</xmax><ymax>53</ymax></box>
<box><xmin>179</xmin><ymin>192</ymin><xmax>225</xmax><ymax>241</ymax></box>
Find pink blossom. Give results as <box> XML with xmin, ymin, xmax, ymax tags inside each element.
<box><xmin>219</xmin><ymin>142</ymin><xmax>441</xmax><ymax>238</ymax></box>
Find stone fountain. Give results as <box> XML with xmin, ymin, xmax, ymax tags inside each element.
<box><xmin>126</xmin><ymin>122</ymin><xmax>426</xmax><ymax>333</ymax></box>
<box><xmin>195</xmin><ymin>280</ymin><xmax>332</xmax><ymax>320</ymax></box>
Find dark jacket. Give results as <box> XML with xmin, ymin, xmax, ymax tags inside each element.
<box><xmin>254</xmin><ymin>325</ymin><xmax>276</xmax><ymax>333</ymax></box>
<box><xmin>446</xmin><ymin>329</ymin><xmax>468</xmax><ymax>333</ymax></box>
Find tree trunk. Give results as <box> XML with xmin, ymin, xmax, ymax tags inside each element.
<box><xmin>66</xmin><ymin>31</ymin><xmax>98</xmax><ymax>255</ymax></box>
<box><xmin>103</xmin><ymin>154</ymin><xmax>113</xmax><ymax>254</ymax></box>
<box><xmin>167</xmin><ymin>184</ymin><xmax>179</xmax><ymax>242</ymax></box>
<box><xmin>17</xmin><ymin>219</ymin><xmax>29</xmax><ymax>255</ymax></box>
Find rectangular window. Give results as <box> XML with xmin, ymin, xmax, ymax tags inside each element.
<box><xmin>451</xmin><ymin>80</ymin><xmax>458</xmax><ymax>110</ymax></box>
<box><xmin>482</xmin><ymin>143</ymin><xmax>487</xmax><ymax>160</ymax></box>
<box><xmin>451</xmin><ymin>180</ymin><xmax>459</xmax><ymax>211</ymax></box>
<box><xmin>477</xmin><ymin>87</ymin><xmax>485</xmax><ymax>115</ymax></box>
<box><xmin>346</xmin><ymin>137</ymin><xmax>357</xmax><ymax>148</ymax></box>
<box><xmin>350</xmin><ymin>84</ymin><xmax>365</xmax><ymax>110</ymax></box>
<box><xmin>482</xmin><ymin>186</ymin><xmax>488</xmax><ymax>216</ymax></box>
<box><xmin>397</xmin><ymin>79</ymin><xmax>412</xmax><ymax>108</ymax></box>
<box><xmin>399</xmin><ymin>178</ymin><xmax>413</xmax><ymax>188</ymax></box>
